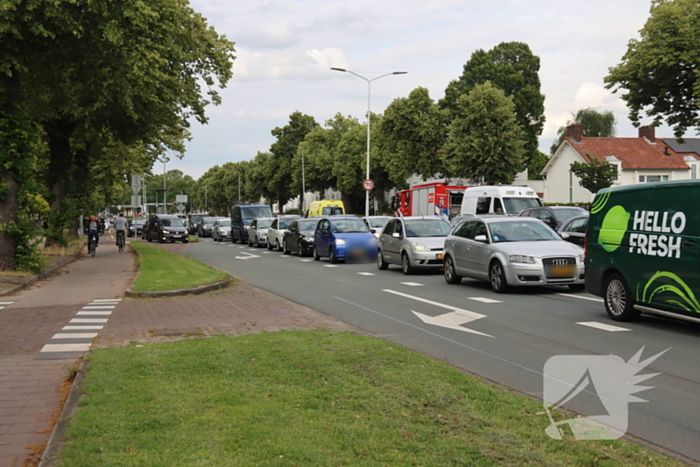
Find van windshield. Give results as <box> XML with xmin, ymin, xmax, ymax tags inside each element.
<box><xmin>256</xmin><ymin>219</ymin><xmax>272</xmax><ymax>229</ymax></box>
<box><xmin>503</xmin><ymin>197</ymin><xmax>542</xmax><ymax>214</ymax></box>
<box><xmin>161</xmin><ymin>218</ymin><xmax>184</xmax><ymax>228</ymax></box>
<box><xmin>241</xmin><ymin>207</ymin><xmax>273</xmax><ymax>220</ymax></box>
<box><xmin>322</xmin><ymin>207</ymin><xmax>344</xmax><ymax>215</ymax></box>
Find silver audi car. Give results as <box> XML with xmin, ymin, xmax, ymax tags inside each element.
<box><xmin>443</xmin><ymin>216</ymin><xmax>585</xmax><ymax>292</ymax></box>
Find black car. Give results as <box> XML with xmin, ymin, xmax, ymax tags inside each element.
<box><xmin>127</xmin><ymin>218</ymin><xmax>147</xmax><ymax>238</ymax></box>
<box><xmin>143</xmin><ymin>214</ymin><xmax>189</xmax><ymax>243</ymax></box>
<box><xmin>518</xmin><ymin>206</ymin><xmax>587</xmax><ymax>231</ymax></box>
<box><xmin>197</xmin><ymin>216</ymin><xmax>220</xmax><ymax>237</ymax></box>
<box><xmin>282</xmin><ymin>218</ymin><xmax>320</xmax><ymax>257</ymax></box>
<box><xmin>557</xmin><ymin>214</ymin><xmax>589</xmax><ymax>247</ymax></box>
<box><xmin>189</xmin><ymin>213</ymin><xmax>206</xmax><ymax>235</ymax></box>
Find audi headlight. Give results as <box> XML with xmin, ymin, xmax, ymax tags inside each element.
<box><xmin>335</xmin><ymin>239</ymin><xmax>346</xmax><ymax>245</ymax></box>
<box><xmin>412</xmin><ymin>242</ymin><xmax>429</xmax><ymax>251</ymax></box>
<box><xmin>509</xmin><ymin>255</ymin><xmax>535</xmax><ymax>264</ymax></box>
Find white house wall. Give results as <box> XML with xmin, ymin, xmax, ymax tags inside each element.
<box><xmin>543</xmin><ymin>145</ymin><xmax>594</xmax><ymax>203</ymax></box>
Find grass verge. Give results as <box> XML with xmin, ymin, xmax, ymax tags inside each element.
<box><xmin>129</xmin><ymin>242</ymin><xmax>229</xmax><ymax>292</ymax></box>
<box><xmin>57</xmin><ymin>331</ymin><xmax>681</xmax><ymax>467</ymax></box>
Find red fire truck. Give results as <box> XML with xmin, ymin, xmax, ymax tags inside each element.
<box><xmin>391</xmin><ymin>178</ymin><xmax>470</xmax><ymax>218</ymax></box>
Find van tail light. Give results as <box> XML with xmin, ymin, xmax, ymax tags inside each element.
<box><xmin>584</xmin><ymin>233</ymin><xmax>588</xmax><ymax>259</ymax></box>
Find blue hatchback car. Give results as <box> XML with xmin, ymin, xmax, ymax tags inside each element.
<box><xmin>313</xmin><ymin>216</ymin><xmax>378</xmax><ymax>263</ymax></box>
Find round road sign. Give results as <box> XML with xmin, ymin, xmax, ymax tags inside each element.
<box><xmin>363</xmin><ymin>179</ymin><xmax>374</xmax><ymax>191</ymax></box>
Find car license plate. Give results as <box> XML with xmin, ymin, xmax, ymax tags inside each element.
<box><xmin>546</xmin><ymin>264</ymin><xmax>575</xmax><ymax>278</ymax></box>
<box><xmin>351</xmin><ymin>249</ymin><xmax>365</xmax><ymax>258</ymax></box>
<box><xmin>173</xmin><ymin>235</ymin><xmax>181</xmax><ymax>238</ymax></box>
<box><xmin>436</xmin><ymin>253</ymin><xmax>444</xmax><ymax>259</ymax></box>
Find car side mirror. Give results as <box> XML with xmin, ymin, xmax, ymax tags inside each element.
<box><xmin>474</xmin><ymin>234</ymin><xmax>488</xmax><ymax>243</ymax></box>
<box><xmin>560</xmin><ymin>232</ymin><xmax>570</xmax><ymax>240</ymax></box>
<box><xmin>370</xmin><ymin>228</ymin><xmax>376</xmax><ymax>234</ymax></box>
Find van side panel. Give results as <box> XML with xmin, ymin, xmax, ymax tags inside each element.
<box><xmin>586</xmin><ymin>181</ymin><xmax>700</xmax><ymax>317</ymax></box>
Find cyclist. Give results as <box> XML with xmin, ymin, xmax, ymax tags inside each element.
<box><xmin>114</xmin><ymin>213</ymin><xmax>128</xmax><ymax>251</ymax></box>
<box><xmin>84</xmin><ymin>215</ymin><xmax>101</xmax><ymax>254</ymax></box>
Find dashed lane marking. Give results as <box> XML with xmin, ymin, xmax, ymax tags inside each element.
<box><xmin>324</xmin><ymin>265</ymin><xmax>338</xmax><ymax>268</ymax></box>
<box><xmin>400</xmin><ymin>282</ymin><xmax>424</xmax><ymax>287</ymax></box>
<box><xmin>556</xmin><ymin>293</ymin><xmax>603</xmax><ymax>302</ymax></box>
<box><xmin>577</xmin><ymin>321</ymin><xmax>631</xmax><ymax>332</ymax></box>
<box><xmin>300</xmin><ymin>259</ymin><xmax>313</xmax><ymax>262</ymax></box>
<box><xmin>357</xmin><ymin>272</ymin><xmax>375</xmax><ymax>276</ymax></box>
<box><xmin>36</xmin><ymin>298</ymin><xmax>121</xmax><ymax>360</ymax></box>
<box><xmin>468</xmin><ymin>297</ymin><xmax>502</xmax><ymax>304</ymax></box>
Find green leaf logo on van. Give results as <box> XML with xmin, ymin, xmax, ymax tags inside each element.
<box><xmin>598</xmin><ymin>205</ymin><xmax>630</xmax><ymax>252</ymax></box>
<box><xmin>639</xmin><ymin>271</ymin><xmax>700</xmax><ymax>314</ymax></box>
<box><xmin>591</xmin><ymin>190</ymin><xmax>612</xmax><ymax>214</ymax></box>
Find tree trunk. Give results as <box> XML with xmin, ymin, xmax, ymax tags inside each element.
<box><xmin>0</xmin><ymin>172</ymin><xmax>20</xmax><ymax>270</ymax></box>
<box><xmin>44</xmin><ymin>117</ymin><xmax>76</xmax><ymax>248</ymax></box>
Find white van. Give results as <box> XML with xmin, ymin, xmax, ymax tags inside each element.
<box><xmin>460</xmin><ymin>186</ymin><xmax>542</xmax><ymax>216</ymax></box>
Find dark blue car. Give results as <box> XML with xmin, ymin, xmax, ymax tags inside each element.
<box><xmin>312</xmin><ymin>216</ymin><xmax>378</xmax><ymax>263</ymax></box>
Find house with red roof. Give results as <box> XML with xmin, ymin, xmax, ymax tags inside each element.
<box><xmin>540</xmin><ymin>125</ymin><xmax>700</xmax><ymax>203</ymax></box>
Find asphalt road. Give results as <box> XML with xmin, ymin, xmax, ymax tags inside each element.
<box><xmin>185</xmin><ymin>238</ymin><xmax>700</xmax><ymax>463</ymax></box>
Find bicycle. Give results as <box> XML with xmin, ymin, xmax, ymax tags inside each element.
<box><xmin>116</xmin><ymin>230</ymin><xmax>125</xmax><ymax>253</ymax></box>
<box><xmin>87</xmin><ymin>234</ymin><xmax>97</xmax><ymax>257</ymax></box>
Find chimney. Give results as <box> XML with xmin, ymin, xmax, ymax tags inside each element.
<box><xmin>566</xmin><ymin>124</ymin><xmax>583</xmax><ymax>142</ymax></box>
<box><xmin>639</xmin><ymin>126</ymin><xmax>655</xmax><ymax>142</ymax></box>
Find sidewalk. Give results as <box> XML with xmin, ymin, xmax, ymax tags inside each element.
<box><xmin>0</xmin><ymin>235</ymin><xmax>356</xmax><ymax>467</ymax></box>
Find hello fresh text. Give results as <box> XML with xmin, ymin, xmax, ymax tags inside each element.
<box><xmin>628</xmin><ymin>210</ymin><xmax>686</xmax><ymax>258</ymax></box>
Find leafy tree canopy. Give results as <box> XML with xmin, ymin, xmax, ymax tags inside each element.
<box><xmin>570</xmin><ymin>157</ymin><xmax>617</xmax><ymax>194</ymax></box>
<box><xmin>605</xmin><ymin>0</ymin><xmax>700</xmax><ymax>137</ymax></box>
<box><xmin>550</xmin><ymin>108</ymin><xmax>617</xmax><ymax>154</ymax></box>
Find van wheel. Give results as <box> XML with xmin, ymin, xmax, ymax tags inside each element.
<box><xmin>444</xmin><ymin>256</ymin><xmax>462</xmax><ymax>284</ymax></box>
<box><xmin>329</xmin><ymin>247</ymin><xmax>338</xmax><ymax>264</ymax></box>
<box><xmin>313</xmin><ymin>247</ymin><xmax>320</xmax><ymax>261</ymax></box>
<box><xmin>604</xmin><ymin>273</ymin><xmax>640</xmax><ymax>321</ymax></box>
<box><xmin>489</xmin><ymin>260</ymin><xmax>509</xmax><ymax>293</ymax></box>
<box><xmin>401</xmin><ymin>253</ymin><xmax>414</xmax><ymax>275</ymax></box>
<box><xmin>377</xmin><ymin>250</ymin><xmax>389</xmax><ymax>270</ymax></box>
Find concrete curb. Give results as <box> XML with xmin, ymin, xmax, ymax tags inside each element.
<box><xmin>124</xmin><ymin>277</ymin><xmax>233</xmax><ymax>298</ymax></box>
<box><xmin>37</xmin><ymin>359</ymin><xmax>89</xmax><ymax>467</ymax></box>
<box><xmin>0</xmin><ymin>247</ymin><xmax>83</xmax><ymax>297</ymax></box>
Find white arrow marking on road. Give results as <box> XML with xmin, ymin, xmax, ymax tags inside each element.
<box><xmin>468</xmin><ymin>297</ymin><xmax>501</xmax><ymax>304</ymax></box>
<box><xmin>400</xmin><ymin>282</ymin><xmax>424</xmax><ymax>287</ymax></box>
<box><xmin>576</xmin><ymin>321</ymin><xmax>630</xmax><ymax>332</ymax></box>
<box><xmin>384</xmin><ymin>289</ymin><xmax>492</xmax><ymax>337</ymax></box>
<box><xmin>235</xmin><ymin>251</ymin><xmax>260</xmax><ymax>260</ymax></box>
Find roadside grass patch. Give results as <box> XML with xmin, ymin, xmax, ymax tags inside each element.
<box><xmin>57</xmin><ymin>331</ymin><xmax>681</xmax><ymax>467</ymax></box>
<box><xmin>129</xmin><ymin>242</ymin><xmax>228</xmax><ymax>292</ymax></box>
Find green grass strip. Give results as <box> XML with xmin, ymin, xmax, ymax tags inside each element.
<box><xmin>129</xmin><ymin>242</ymin><xmax>229</xmax><ymax>292</ymax></box>
<box><xmin>58</xmin><ymin>331</ymin><xmax>681</xmax><ymax>467</ymax></box>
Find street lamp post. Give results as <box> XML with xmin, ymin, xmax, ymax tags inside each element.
<box><xmin>287</xmin><ymin>144</ymin><xmax>306</xmax><ymax>214</ymax></box>
<box><xmin>331</xmin><ymin>67</ymin><xmax>407</xmax><ymax>217</ymax></box>
<box><xmin>162</xmin><ymin>159</ymin><xmax>167</xmax><ymax>214</ymax></box>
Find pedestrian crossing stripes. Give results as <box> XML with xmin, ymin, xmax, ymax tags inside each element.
<box><xmin>35</xmin><ymin>298</ymin><xmax>122</xmax><ymax>360</ymax></box>
<box><xmin>0</xmin><ymin>300</ymin><xmax>15</xmax><ymax>310</ymax></box>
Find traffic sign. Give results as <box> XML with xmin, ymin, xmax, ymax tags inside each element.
<box><xmin>363</xmin><ymin>179</ymin><xmax>374</xmax><ymax>191</ymax></box>
<box><xmin>176</xmin><ymin>203</ymin><xmax>185</xmax><ymax>213</ymax></box>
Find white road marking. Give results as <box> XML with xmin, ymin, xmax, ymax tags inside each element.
<box><xmin>383</xmin><ymin>289</ymin><xmax>492</xmax><ymax>337</ymax></box>
<box><xmin>92</xmin><ymin>299</ymin><xmax>122</xmax><ymax>303</ymax></box>
<box><xmin>300</xmin><ymin>259</ymin><xmax>313</xmax><ymax>262</ymax></box>
<box><xmin>62</xmin><ymin>326</ymin><xmax>104</xmax><ymax>330</ymax></box>
<box><xmin>577</xmin><ymin>321</ymin><xmax>631</xmax><ymax>332</ymax></box>
<box><xmin>76</xmin><ymin>311</ymin><xmax>112</xmax><ymax>316</ymax></box>
<box><xmin>40</xmin><ymin>343</ymin><xmax>91</xmax><ymax>352</ymax></box>
<box><xmin>280</xmin><ymin>255</ymin><xmax>291</xmax><ymax>258</ymax></box>
<box><xmin>82</xmin><ymin>306</ymin><xmax>116</xmax><ymax>310</ymax></box>
<box><xmin>468</xmin><ymin>297</ymin><xmax>502</xmax><ymax>304</ymax></box>
<box><xmin>556</xmin><ymin>293</ymin><xmax>603</xmax><ymax>302</ymax></box>
<box><xmin>52</xmin><ymin>333</ymin><xmax>99</xmax><ymax>339</ymax></box>
<box><xmin>324</xmin><ymin>265</ymin><xmax>338</xmax><ymax>268</ymax></box>
<box><xmin>357</xmin><ymin>272</ymin><xmax>375</xmax><ymax>276</ymax></box>
<box><xmin>70</xmin><ymin>318</ymin><xmax>108</xmax><ymax>324</ymax></box>
<box><xmin>235</xmin><ymin>252</ymin><xmax>260</xmax><ymax>260</ymax></box>
<box><xmin>400</xmin><ymin>282</ymin><xmax>424</xmax><ymax>287</ymax></box>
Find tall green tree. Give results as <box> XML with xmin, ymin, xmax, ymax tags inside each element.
<box><xmin>269</xmin><ymin>112</ymin><xmax>318</xmax><ymax>211</ymax></box>
<box><xmin>440</xmin><ymin>42</ymin><xmax>545</xmax><ymax>171</ymax></box>
<box><xmin>441</xmin><ymin>82</ymin><xmax>526</xmax><ymax>184</ymax></box>
<box><xmin>550</xmin><ymin>108</ymin><xmax>617</xmax><ymax>154</ymax></box>
<box><xmin>379</xmin><ymin>87</ymin><xmax>448</xmax><ymax>186</ymax></box>
<box><xmin>570</xmin><ymin>157</ymin><xmax>617</xmax><ymax>194</ymax></box>
<box><xmin>605</xmin><ymin>0</ymin><xmax>700</xmax><ymax>137</ymax></box>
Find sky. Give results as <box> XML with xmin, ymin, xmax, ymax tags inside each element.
<box><xmin>163</xmin><ymin>0</ymin><xmax>666</xmax><ymax>180</ymax></box>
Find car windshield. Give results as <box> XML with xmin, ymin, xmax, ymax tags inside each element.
<box><xmin>256</xmin><ymin>219</ymin><xmax>272</xmax><ymax>229</ymax></box>
<box><xmin>218</xmin><ymin>219</ymin><xmax>231</xmax><ymax>227</ymax></box>
<box><xmin>489</xmin><ymin>221</ymin><xmax>561</xmax><ymax>243</ymax></box>
<box><xmin>279</xmin><ymin>219</ymin><xmax>295</xmax><ymax>229</ymax></box>
<box><xmin>131</xmin><ymin>219</ymin><xmax>146</xmax><ymax>226</ymax></box>
<box><xmin>203</xmin><ymin>217</ymin><xmax>217</xmax><ymax>225</ymax></box>
<box><xmin>241</xmin><ymin>207</ymin><xmax>273</xmax><ymax>220</ymax></box>
<box><xmin>503</xmin><ymin>197</ymin><xmax>542</xmax><ymax>214</ymax></box>
<box><xmin>553</xmin><ymin>208</ymin><xmax>587</xmax><ymax>223</ymax></box>
<box><xmin>404</xmin><ymin>219</ymin><xmax>452</xmax><ymax>237</ymax></box>
<box><xmin>161</xmin><ymin>218</ymin><xmax>184</xmax><ymax>228</ymax></box>
<box><xmin>190</xmin><ymin>215</ymin><xmax>204</xmax><ymax>223</ymax></box>
<box><xmin>331</xmin><ymin>219</ymin><xmax>369</xmax><ymax>233</ymax></box>
<box><xmin>368</xmin><ymin>217</ymin><xmax>390</xmax><ymax>228</ymax></box>
<box><xmin>298</xmin><ymin>220</ymin><xmax>319</xmax><ymax>233</ymax></box>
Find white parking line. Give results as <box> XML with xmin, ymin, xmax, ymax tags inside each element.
<box><xmin>469</xmin><ymin>297</ymin><xmax>502</xmax><ymax>304</ymax></box>
<box><xmin>324</xmin><ymin>265</ymin><xmax>338</xmax><ymax>268</ymax></box>
<box><xmin>300</xmin><ymin>259</ymin><xmax>313</xmax><ymax>262</ymax></box>
<box><xmin>357</xmin><ymin>272</ymin><xmax>375</xmax><ymax>276</ymax></box>
<box><xmin>52</xmin><ymin>333</ymin><xmax>99</xmax><ymax>339</ymax></box>
<box><xmin>577</xmin><ymin>321</ymin><xmax>631</xmax><ymax>332</ymax></box>
<box><xmin>400</xmin><ymin>282</ymin><xmax>424</xmax><ymax>287</ymax></box>
<box><xmin>556</xmin><ymin>293</ymin><xmax>603</xmax><ymax>302</ymax></box>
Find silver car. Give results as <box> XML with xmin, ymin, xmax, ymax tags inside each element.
<box><xmin>361</xmin><ymin>216</ymin><xmax>393</xmax><ymax>238</ymax></box>
<box><xmin>248</xmin><ymin>217</ymin><xmax>274</xmax><ymax>248</ymax></box>
<box><xmin>443</xmin><ymin>216</ymin><xmax>585</xmax><ymax>292</ymax></box>
<box><xmin>267</xmin><ymin>215</ymin><xmax>301</xmax><ymax>251</ymax></box>
<box><xmin>377</xmin><ymin>216</ymin><xmax>452</xmax><ymax>274</ymax></box>
<box><xmin>212</xmin><ymin>218</ymin><xmax>231</xmax><ymax>242</ymax></box>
